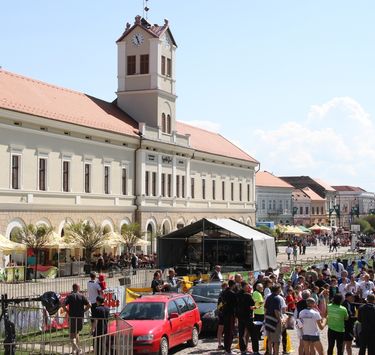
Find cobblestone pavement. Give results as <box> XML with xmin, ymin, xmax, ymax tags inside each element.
<box><xmin>170</xmin><ymin>329</ymin><xmax>361</xmax><ymax>354</ymax></box>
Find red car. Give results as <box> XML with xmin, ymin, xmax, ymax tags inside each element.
<box><xmin>117</xmin><ymin>293</ymin><xmax>201</xmax><ymax>355</ymax></box>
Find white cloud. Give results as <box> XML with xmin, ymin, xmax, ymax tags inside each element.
<box><xmin>251</xmin><ymin>97</ymin><xmax>375</xmax><ymax>191</ymax></box>
<box><xmin>180</xmin><ymin>120</ymin><xmax>221</xmax><ymax>133</ymax></box>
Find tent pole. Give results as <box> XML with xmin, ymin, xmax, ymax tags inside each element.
<box><xmin>202</xmin><ymin>219</ymin><xmax>205</xmax><ymax>272</ymax></box>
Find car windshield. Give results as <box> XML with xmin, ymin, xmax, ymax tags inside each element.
<box><xmin>120</xmin><ymin>302</ymin><xmax>165</xmax><ymax>320</ymax></box>
<box><xmin>190</xmin><ymin>284</ymin><xmax>221</xmax><ymax>303</ymax></box>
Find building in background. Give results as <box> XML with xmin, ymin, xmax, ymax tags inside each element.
<box><xmin>280</xmin><ymin>176</ymin><xmax>337</xmax><ymax>227</ymax></box>
<box><xmin>331</xmin><ymin>186</ymin><xmax>375</xmax><ymax>229</ymax></box>
<box><xmin>0</xmin><ymin>15</ymin><xmax>258</xmax><ymax>254</ymax></box>
<box><xmin>255</xmin><ymin>171</ymin><xmax>293</xmax><ymax>224</ymax></box>
<box><xmin>302</xmin><ymin>187</ymin><xmax>327</xmax><ymax>225</ymax></box>
<box><xmin>292</xmin><ymin>189</ymin><xmax>311</xmax><ymax>225</ymax></box>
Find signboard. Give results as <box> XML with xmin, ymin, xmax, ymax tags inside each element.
<box><xmin>351</xmin><ymin>224</ymin><xmax>360</xmax><ymax>232</ymax></box>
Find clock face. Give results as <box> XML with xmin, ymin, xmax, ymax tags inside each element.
<box><xmin>162</xmin><ymin>34</ymin><xmax>170</xmax><ymax>48</ymax></box>
<box><xmin>131</xmin><ymin>33</ymin><xmax>144</xmax><ymax>47</ymax></box>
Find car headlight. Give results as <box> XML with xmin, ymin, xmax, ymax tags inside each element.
<box><xmin>136</xmin><ymin>334</ymin><xmax>154</xmax><ymax>342</ymax></box>
<box><xmin>203</xmin><ymin>310</ymin><xmax>216</xmax><ymax>319</ymax></box>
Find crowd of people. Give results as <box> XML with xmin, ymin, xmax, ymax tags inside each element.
<box><xmin>216</xmin><ymin>254</ymin><xmax>375</xmax><ymax>355</ymax></box>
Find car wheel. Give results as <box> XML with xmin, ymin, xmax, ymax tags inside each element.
<box><xmin>159</xmin><ymin>336</ymin><xmax>169</xmax><ymax>355</ymax></box>
<box><xmin>187</xmin><ymin>326</ymin><xmax>199</xmax><ymax>347</ymax></box>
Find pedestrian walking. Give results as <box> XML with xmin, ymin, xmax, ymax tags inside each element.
<box><xmin>221</xmin><ymin>279</ymin><xmax>237</xmax><ymax>354</ymax></box>
<box><xmin>252</xmin><ymin>283</ymin><xmax>265</xmax><ymax>346</ymax></box>
<box><xmin>87</xmin><ymin>272</ymin><xmax>102</xmax><ymax>319</ymax></box>
<box><xmin>285</xmin><ymin>246</ymin><xmax>292</xmax><ymax>261</ymax></box>
<box><xmin>63</xmin><ymin>283</ymin><xmax>91</xmax><ymax>354</ymax></box>
<box><xmin>292</xmin><ymin>246</ymin><xmax>298</xmax><ymax>262</ymax></box>
<box><xmin>210</xmin><ymin>265</ymin><xmax>223</xmax><ymax>282</ymax></box>
<box><xmin>130</xmin><ymin>253</ymin><xmax>138</xmax><ymax>275</ymax></box>
<box><xmin>357</xmin><ymin>293</ymin><xmax>375</xmax><ymax>355</ymax></box>
<box><xmin>326</xmin><ymin>293</ymin><xmax>348</xmax><ymax>355</ymax></box>
<box><xmin>92</xmin><ymin>295</ymin><xmax>110</xmax><ymax>355</ymax></box>
<box><xmin>216</xmin><ymin>282</ymin><xmax>228</xmax><ymax>350</ymax></box>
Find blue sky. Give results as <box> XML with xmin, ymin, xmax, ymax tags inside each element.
<box><xmin>2</xmin><ymin>1</ymin><xmax>375</xmax><ymax>191</ymax></box>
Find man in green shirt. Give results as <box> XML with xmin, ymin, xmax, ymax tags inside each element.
<box><xmin>327</xmin><ymin>293</ymin><xmax>348</xmax><ymax>355</ymax></box>
<box><xmin>252</xmin><ymin>283</ymin><xmax>264</xmax><ymax>350</ymax></box>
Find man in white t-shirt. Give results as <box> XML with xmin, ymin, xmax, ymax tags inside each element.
<box><xmin>358</xmin><ymin>274</ymin><xmax>374</xmax><ymax>300</ymax></box>
<box><xmin>87</xmin><ymin>272</ymin><xmax>102</xmax><ymax>318</ymax></box>
<box><xmin>299</xmin><ymin>298</ymin><xmax>325</xmax><ymax>355</ymax></box>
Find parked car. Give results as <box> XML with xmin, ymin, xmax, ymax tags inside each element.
<box><xmin>189</xmin><ymin>282</ymin><xmax>222</xmax><ymax>333</ymax></box>
<box><xmin>116</xmin><ymin>293</ymin><xmax>201</xmax><ymax>355</ymax></box>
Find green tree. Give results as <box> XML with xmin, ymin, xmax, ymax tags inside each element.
<box><xmin>121</xmin><ymin>222</ymin><xmax>142</xmax><ymax>253</ymax></box>
<box><xmin>64</xmin><ymin>221</ymin><xmax>105</xmax><ymax>266</ymax></box>
<box><xmin>354</xmin><ymin>218</ymin><xmax>374</xmax><ymax>235</ymax></box>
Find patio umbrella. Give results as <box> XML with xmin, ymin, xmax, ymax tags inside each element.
<box><xmin>288</xmin><ymin>226</ymin><xmax>308</xmax><ymax>235</ymax></box>
<box><xmin>44</xmin><ymin>231</ymin><xmax>77</xmax><ymax>249</ymax></box>
<box><xmin>309</xmin><ymin>224</ymin><xmax>323</xmax><ymax>231</ymax></box>
<box><xmin>0</xmin><ymin>234</ymin><xmax>26</xmax><ymax>255</ymax></box>
<box><xmin>298</xmin><ymin>226</ymin><xmax>312</xmax><ymax>233</ymax></box>
<box><xmin>102</xmin><ymin>231</ymin><xmax>125</xmax><ymax>248</ymax></box>
<box><xmin>134</xmin><ymin>237</ymin><xmax>151</xmax><ymax>247</ymax></box>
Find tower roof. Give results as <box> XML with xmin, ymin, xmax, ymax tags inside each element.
<box><xmin>116</xmin><ymin>15</ymin><xmax>177</xmax><ymax>46</ymax></box>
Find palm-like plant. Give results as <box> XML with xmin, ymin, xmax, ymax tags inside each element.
<box><xmin>17</xmin><ymin>223</ymin><xmax>54</xmax><ymax>254</ymax></box>
<box><xmin>16</xmin><ymin>223</ymin><xmax>54</xmax><ymax>280</ymax></box>
<box><xmin>64</xmin><ymin>221</ymin><xmax>105</xmax><ymax>267</ymax></box>
<box><xmin>121</xmin><ymin>222</ymin><xmax>142</xmax><ymax>253</ymax></box>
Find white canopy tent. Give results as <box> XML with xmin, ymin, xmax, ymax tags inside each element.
<box><xmin>157</xmin><ymin>218</ymin><xmax>277</xmax><ymax>271</ymax></box>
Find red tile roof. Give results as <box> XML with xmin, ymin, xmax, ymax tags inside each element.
<box><xmin>176</xmin><ymin>122</ymin><xmax>257</xmax><ymax>163</ymax></box>
<box><xmin>331</xmin><ymin>185</ymin><xmax>366</xmax><ymax>192</ymax></box>
<box><xmin>0</xmin><ymin>69</ymin><xmax>139</xmax><ymax>137</ymax></box>
<box><xmin>256</xmin><ymin>171</ymin><xmax>294</xmax><ymax>188</ymax></box>
<box><xmin>116</xmin><ymin>16</ymin><xmax>177</xmax><ymax>46</ymax></box>
<box><xmin>0</xmin><ymin>69</ymin><xmax>257</xmax><ymax>163</ymax></box>
<box><xmin>313</xmin><ymin>178</ymin><xmax>336</xmax><ymax>192</ymax></box>
<box><xmin>302</xmin><ymin>187</ymin><xmax>325</xmax><ymax>201</ymax></box>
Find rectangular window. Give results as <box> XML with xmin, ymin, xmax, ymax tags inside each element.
<box><xmin>312</xmin><ymin>207</ymin><xmax>315</xmax><ymax>215</ymax></box>
<box><xmin>231</xmin><ymin>182</ymin><xmax>234</xmax><ymax>201</ymax></box>
<box><xmin>39</xmin><ymin>158</ymin><xmax>47</xmax><ymax>191</ymax></box>
<box><xmin>161</xmin><ymin>56</ymin><xmax>166</xmax><ymax>75</ymax></box>
<box><xmin>104</xmin><ymin>166</ymin><xmax>110</xmax><ymax>194</ymax></box>
<box><xmin>300</xmin><ymin>206</ymin><xmax>303</xmax><ymax>215</ymax></box>
<box><xmin>222</xmin><ymin>181</ymin><xmax>225</xmax><ymax>200</ymax></box>
<box><xmin>176</xmin><ymin>175</ymin><xmax>180</xmax><ymax>198</ymax></box>
<box><xmin>152</xmin><ymin>172</ymin><xmax>156</xmax><ymax>196</ymax></box>
<box><xmin>182</xmin><ymin>176</ymin><xmax>185</xmax><ymax>198</ymax></box>
<box><xmin>161</xmin><ymin>173</ymin><xmax>166</xmax><ymax>197</ymax></box>
<box><xmin>191</xmin><ymin>178</ymin><xmax>195</xmax><ymax>199</ymax></box>
<box><xmin>11</xmin><ymin>155</ymin><xmax>20</xmax><ymax>189</ymax></box>
<box><xmin>279</xmin><ymin>200</ymin><xmax>282</xmax><ymax>211</ymax></box>
<box><xmin>321</xmin><ymin>206</ymin><xmax>324</xmax><ymax>215</ymax></box>
<box><xmin>145</xmin><ymin>171</ymin><xmax>149</xmax><ymax>196</ymax></box>
<box><xmin>140</xmin><ymin>54</ymin><xmax>149</xmax><ymax>74</ymax></box>
<box><xmin>202</xmin><ymin>178</ymin><xmax>206</xmax><ymax>200</ymax></box>
<box><xmin>167</xmin><ymin>58</ymin><xmax>172</xmax><ymax>76</ymax></box>
<box><xmin>167</xmin><ymin>174</ymin><xmax>172</xmax><ymax>197</ymax></box>
<box><xmin>122</xmin><ymin>168</ymin><xmax>127</xmax><ymax>195</ymax></box>
<box><xmin>84</xmin><ymin>163</ymin><xmax>90</xmax><ymax>193</ymax></box>
<box><xmin>127</xmin><ymin>55</ymin><xmax>136</xmax><ymax>75</ymax></box>
<box><xmin>247</xmin><ymin>184</ymin><xmax>250</xmax><ymax>202</ymax></box>
<box><xmin>305</xmin><ymin>206</ymin><xmax>309</xmax><ymax>215</ymax></box>
<box><xmin>239</xmin><ymin>183</ymin><xmax>242</xmax><ymax>202</ymax></box>
<box><xmin>268</xmin><ymin>200</ymin><xmax>272</xmax><ymax>211</ymax></box>
<box><xmin>273</xmin><ymin>200</ymin><xmax>276</xmax><ymax>210</ymax></box>
<box><xmin>262</xmin><ymin>200</ymin><xmax>266</xmax><ymax>210</ymax></box>
<box><xmin>212</xmin><ymin>180</ymin><xmax>216</xmax><ymax>200</ymax></box>
<box><xmin>62</xmin><ymin>161</ymin><xmax>70</xmax><ymax>192</ymax></box>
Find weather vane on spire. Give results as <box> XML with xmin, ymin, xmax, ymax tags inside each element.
<box><xmin>143</xmin><ymin>0</ymin><xmax>150</xmax><ymax>19</ymax></box>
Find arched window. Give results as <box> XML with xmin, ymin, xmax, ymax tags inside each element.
<box><xmin>166</xmin><ymin>115</ymin><xmax>171</xmax><ymax>134</ymax></box>
<box><xmin>146</xmin><ymin>223</ymin><xmax>154</xmax><ymax>255</ymax></box>
<box><xmin>161</xmin><ymin>113</ymin><xmax>166</xmax><ymax>133</ymax></box>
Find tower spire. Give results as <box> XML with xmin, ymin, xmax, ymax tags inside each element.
<box><xmin>143</xmin><ymin>0</ymin><xmax>150</xmax><ymax>19</ymax></box>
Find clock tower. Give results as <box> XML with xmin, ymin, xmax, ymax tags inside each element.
<box><xmin>116</xmin><ymin>16</ymin><xmax>177</xmax><ymax>134</ymax></box>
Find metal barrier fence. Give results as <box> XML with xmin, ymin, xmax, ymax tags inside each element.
<box><xmin>0</xmin><ymin>268</ymin><xmax>157</xmax><ymax>299</ymax></box>
<box><xmin>2</xmin><ymin>310</ymin><xmax>133</xmax><ymax>355</ymax></box>
<box><xmin>278</xmin><ymin>248</ymin><xmax>374</xmax><ymax>274</ymax></box>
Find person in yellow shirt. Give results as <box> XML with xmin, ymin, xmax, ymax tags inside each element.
<box><xmin>252</xmin><ymin>283</ymin><xmax>265</xmax><ymax>352</ymax></box>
